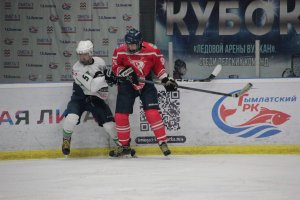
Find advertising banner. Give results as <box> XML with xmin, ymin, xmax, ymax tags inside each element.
<box><xmin>1</xmin><ymin>79</ymin><xmax>299</xmax><ymax>152</ymax></box>
<box><xmin>155</xmin><ymin>0</ymin><xmax>300</xmax><ymax>79</ymax></box>
<box><xmin>0</xmin><ymin>83</ymin><xmax>119</xmax><ymax>150</ymax></box>
<box><xmin>0</xmin><ymin>0</ymin><xmax>139</xmax><ymax>83</ymax></box>
<box><xmin>133</xmin><ymin>79</ymin><xmax>300</xmax><ymax>146</ymax></box>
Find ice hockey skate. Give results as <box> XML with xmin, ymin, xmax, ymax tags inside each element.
<box><xmin>109</xmin><ymin>145</ymin><xmax>136</xmax><ymax>158</ymax></box>
<box><xmin>159</xmin><ymin>141</ymin><xmax>171</xmax><ymax>156</ymax></box>
<box><xmin>62</xmin><ymin>137</ymin><xmax>71</xmax><ymax>156</ymax></box>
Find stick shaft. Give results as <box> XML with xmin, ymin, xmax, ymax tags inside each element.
<box><xmin>174</xmin><ymin>76</ymin><xmax>214</xmax><ymax>82</ymax></box>
<box><xmin>141</xmin><ymin>79</ymin><xmax>234</xmax><ymax>97</ymax></box>
<box><xmin>177</xmin><ymin>84</ymin><xmax>233</xmax><ymax>96</ymax></box>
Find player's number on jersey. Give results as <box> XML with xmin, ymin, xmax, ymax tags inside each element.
<box><xmin>82</xmin><ymin>74</ymin><xmax>89</xmax><ymax>82</ymax></box>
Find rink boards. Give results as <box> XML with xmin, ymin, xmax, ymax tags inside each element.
<box><xmin>1</xmin><ymin>79</ymin><xmax>300</xmax><ymax>159</ymax></box>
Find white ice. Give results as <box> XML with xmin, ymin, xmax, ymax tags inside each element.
<box><xmin>0</xmin><ymin>155</ymin><xmax>299</xmax><ymax>200</ymax></box>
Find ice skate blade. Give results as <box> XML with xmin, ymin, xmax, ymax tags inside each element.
<box><xmin>163</xmin><ymin>154</ymin><xmax>171</xmax><ymax>160</ymax></box>
<box><xmin>109</xmin><ymin>154</ymin><xmax>137</xmax><ymax>159</ymax></box>
<box><xmin>131</xmin><ymin>154</ymin><xmax>138</xmax><ymax>158</ymax></box>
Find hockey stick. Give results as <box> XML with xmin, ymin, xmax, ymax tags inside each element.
<box><xmin>175</xmin><ymin>64</ymin><xmax>222</xmax><ymax>82</ymax></box>
<box><xmin>116</xmin><ymin>64</ymin><xmax>221</xmax><ymax>83</ymax></box>
<box><xmin>139</xmin><ymin>78</ymin><xmax>253</xmax><ymax>98</ymax></box>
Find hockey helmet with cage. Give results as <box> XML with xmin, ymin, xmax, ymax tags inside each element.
<box><xmin>76</xmin><ymin>40</ymin><xmax>93</xmax><ymax>56</ymax></box>
<box><xmin>125</xmin><ymin>28</ymin><xmax>142</xmax><ymax>53</ymax></box>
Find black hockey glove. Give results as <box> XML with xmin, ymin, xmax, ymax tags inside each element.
<box><xmin>161</xmin><ymin>76</ymin><xmax>178</xmax><ymax>92</ymax></box>
<box><xmin>103</xmin><ymin>69</ymin><xmax>119</xmax><ymax>86</ymax></box>
<box><xmin>119</xmin><ymin>67</ymin><xmax>139</xmax><ymax>85</ymax></box>
<box><xmin>94</xmin><ymin>69</ymin><xmax>118</xmax><ymax>86</ymax></box>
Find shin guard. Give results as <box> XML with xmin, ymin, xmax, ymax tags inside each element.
<box><xmin>144</xmin><ymin>109</ymin><xmax>167</xmax><ymax>142</ymax></box>
<box><xmin>115</xmin><ymin>113</ymin><xmax>131</xmax><ymax>146</ymax></box>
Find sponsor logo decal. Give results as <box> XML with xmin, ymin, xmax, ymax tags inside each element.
<box><xmin>212</xmin><ymin>93</ymin><xmax>292</xmax><ymax>138</ymax></box>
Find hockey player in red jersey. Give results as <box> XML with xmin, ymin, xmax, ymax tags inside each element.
<box><xmin>109</xmin><ymin>28</ymin><xmax>178</xmax><ymax>157</ymax></box>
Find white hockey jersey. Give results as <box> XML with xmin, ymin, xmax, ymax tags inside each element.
<box><xmin>72</xmin><ymin>57</ymin><xmax>109</xmax><ymax>99</ymax></box>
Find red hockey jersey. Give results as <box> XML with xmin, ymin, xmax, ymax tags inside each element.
<box><xmin>112</xmin><ymin>41</ymin><xmax>168</xmax><ymax>90</ymax></box>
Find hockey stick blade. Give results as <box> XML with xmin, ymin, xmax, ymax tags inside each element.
<box><xmin>231</xmin><ymin>83</ymin><xmax>253</xmax><ymax>98</ymax></box>
<box><xmin>211</xmin><ymin>64</ymin><xmax>222</xmax><ymax>77</ymax></box>
<box><xmin>175</xmin><ymin>64</ymin><xmax>222</xmax><ymax>82</ymax></box>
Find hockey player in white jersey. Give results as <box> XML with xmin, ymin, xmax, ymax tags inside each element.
<box><xmin>62</xmin><ymin>40</ymin><xmax>118</xmax><ymax>156</ymax></box>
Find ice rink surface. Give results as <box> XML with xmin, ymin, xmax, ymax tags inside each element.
<box><xmin>0</xmin><ymin>155</ymin><xmax>299</xmax><ymax>200</ymax></box>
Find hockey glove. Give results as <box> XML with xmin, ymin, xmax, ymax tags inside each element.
<box><xmin>94</xmin><ymin>69</ymin><xmax>118</xmax><ymax>86</ymax></box>
<box><xmin>103</xmin><ymin>69</ymin><xmax>119</xmax><ymax>86</ymax></box>
<box><xmin>119</xmin><ymin>67</ymin><xmax>139</xmax><ymax>85</ymax></box>
<box><xmin>161</xmin><ymin>76</ymin><xmax>178</xmax><ymax>92</ymax></box>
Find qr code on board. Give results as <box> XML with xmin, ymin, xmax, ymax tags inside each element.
<box><xmin>140</xmin><ymin>90</ymin><xmax>181</xmax><ymax>131</ymax></box>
